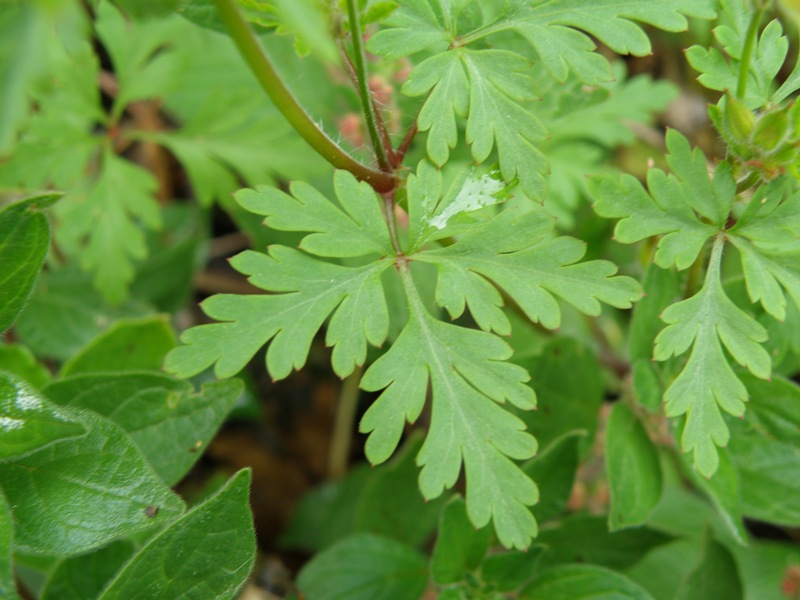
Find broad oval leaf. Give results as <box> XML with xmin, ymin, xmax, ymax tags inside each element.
<box><xmin>0</xmin><ymin>408</ymin><xmax>185</xmax><ymax>555</ymax></box>
<box><xmin>0</xmin><ymin>194</ymin><xmax>59</xmax><ymax>333</ymax></box>
<box><xmin>98</xmin><ymin>469</ymin><xmax>255</xmax><ymax>600</ymax></box>
<box><xmin>0</xmin><ymin>370</ymin><xmax>85</xmax><ymax>459</ymax></box>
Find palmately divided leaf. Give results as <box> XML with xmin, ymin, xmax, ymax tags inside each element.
<box><xmin>165</xmin><ymin>247</ymin><xmax>391</xmax><ymax>380</ymax></box>
<box><xmin>416</xmin><ymin>208</ymin><xmax>642</xmax><ymax>332</ymax></box>
<box><xmin>653</xmin><ymin>239</ymin><xmax>771</xmax><ymax>477</ymax></box>
<box><xmin>366</xmin><ymin>0</ymin><xmax>451</xmax><ymax>59</ymax></box>
<box><xmin>728</xmin><ymin>189</ymin><xmax>800</xmax><ymax>321</ymax></box>
<box><xmin>686</xmin><ymin>0</ymin><xmax>787</xmax><ymax>108</ymax></box>
<box><xmin>54</xmin><ymin>150</ymin><xmax>162</xmax><ymax>304</ymax></box>
<box><xmin>590</xmin><ymin>130</ymin><xmax>730</xmax><ymax>270</ymax></box>
<box><xmin>509</xmin><ymin>0</ymin><xmax>716</xmax><ymax>83</ymax></box>
<box><xmin>235</xmin><ymin>170</ymin><xmax>394</xmax><ymax>258</ymax></box>
<box><xmin>402</xmin><ymin>48</ymin><xmax>548</xmax><ymax>198</ymax></box>
<box><xmin>360</xmin><ymin>268</ymin><xmax>538</xmax><ymax>550</ymax></box>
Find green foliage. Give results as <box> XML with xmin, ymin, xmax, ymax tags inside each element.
<box><xmin>5</xmin><ymin>0</ymin><xmax>800</xmax><ymax>596</ymax></box>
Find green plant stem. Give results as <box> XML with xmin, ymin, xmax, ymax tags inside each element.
<box><xmin>344</xmin><ymin>0</ymin><xmax>392</xmax><ymax>172</ymax></box>
<box><xmin>329</xmin><ymin>365</ymin><xmax>363</xmax><ymax>479</ymax></box>
<box><xmin>737</xmin><ymin>3</ymin><xmax>766</xmax><ymax>99</ymax></box>
<box><xmin>212</xmin><ymin>0</ymin><xmax>395</xmax><ymax>193</ymax></box>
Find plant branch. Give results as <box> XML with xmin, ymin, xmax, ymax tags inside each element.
<box><xmin>329</xmin><ymin>365</ymin><xmax>363</xmax><ymax>479</ymax></box>
<box><xmin>212</xmin><ymin>0</ymin><xmax>395</xmax><ymax>193</ymax></box>
<box><xmin>344</xmin><ymin>0</ymin><xmax>392</xmax><ymax>172</ymax></box>
<box><xmin>395</xmin><ymin>120</ymin><xmax>418</xmax><ymax>166</ymax></box>
<box><xmin>337</xmin><ymin>38</ymin><xmax>396</xmax><ymax>165</ymax></box>
<box><xmin>737</xmin><ymin>3</ymin><xmax>766</xmax><ymax>99</ymax></box>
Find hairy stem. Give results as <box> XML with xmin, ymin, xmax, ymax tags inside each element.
<box><xmin>737</xmin><ymin>3</ymin><xmax>766</xmax><ymax>99</ymax></box>
<box><xmin>344</xmin><ymin>0</ymin><xmax>393</xmax><ymax>171</ymax></box>
<box><xmin>212</xmin><ymin>0</ymin><xmax>395</xmax><ymax>193</ymax></box>
<box><xmin>329</xmin><ymin>365</ymin><xmax>364</xmax><ymax>479</ymax></box>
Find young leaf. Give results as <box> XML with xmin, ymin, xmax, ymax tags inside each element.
<box><xmin>606</xmin><ymin>404</ymin><xmax>663</xmax><ymax>530</ymax></box>
<box><xmin>0</xmin><ymin>408</ymin><xmax>185</xmax><ymax>555</ymax></box>
<box><xmin>165</xmin><ymin>247</ymin><xmax>391</xmax><ymax>379</ymax></box>
<box><xmin>98</xmin><ymin>469</ymin><xmax>255</xmax><ymax>600</ymax></box>
<box><xmin>0</xmin><ymin>193</ymin><xmax>59</xmax><ymax>333</ymax></box>
<box><xmin>654</xmin><ymin>237</ymin><xmax>771</xmax><ymax>477</ymax></box>
<box><xmin>686</xmin><ymin>0</ymin><xmax>787</xmax><ymax>108</ymax></box>
<box><xmin>520</xmin><ymin>564</ymin><xmax>655</xmax><ymax>600</ymax></box>
<box><xmin>0</xmin><ymin>490</ymin><xmax>18</xmax><ymax>600</ymax></box>
<box><xmin>416</xmin><ymin>208</ymin><xmax>642</xmax><ymax>331</ymax></box>
<box><xmin>360</xmin><ymin>268</ymin><xmax>539</xmax><ymax>550</ymax></box>
<box><xmin>0</xmin><ymin>371</ymin><xmax>85</xmax><ymax>460</ymax></box>
<box><xmin>44</xmin><ymin>374</ymin><xmax>242</xmax><ymax>485</ymax></box>
<box><xmin>59</xmin><ymin>315</ymin><xmax>176</xmax><ymax>377</ymax></box>
<box><xmin>297</xmin><ymin>533</ymin><xmax>428</xmax><ymax>600</ymax></box>
<box><xmin>590</xmin><ymin>129</ymin><xmax>730</xmax><ymax>270</ymax></box>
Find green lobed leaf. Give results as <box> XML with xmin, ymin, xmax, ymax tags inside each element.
<box><xmin>0</xmin><ymin>1</ymin><xmax>49</xmax><ymax>155</ymax></box>
<box><xmin>165</xmin><ymin>246</ymin><xmax>391</xmax><ymax>380</ymax></box>
<box><xmin>686</xmin><ymin>0</ymin><xmax>788</xmax><ymax>108</ymax></box>
<box><xmin>40</xmin><ymin>541</ymin><xmax>135</xmax><ymax>600</ymax></box>
<box><xmin>520</xmin><ymin>564</ymin><xmax>655</xmax><ymax>600</ymax></box>
<box><xmin>60</xmin><ymin>315</ymin><xmax>176</xmax><ymax>377</ymax></box>
<box><xmin>401</xmin><ymin>48</ymin><xmax>548</xmax><ymax>197</ymax></box>
<box><xmin>0</xmin><ymin>193</ymin><xmax>59</xmax><ymax>333</ymax></box>
<box><xmin>0</xmin><ymin>371</ymin><xmax>85</xmax><ymax>460</ymax></box>
<box><xmin>416</xmin><ymin>208</ymin><xmax>642</xmax><ymax>332</ymax></box>
<box><xmin>297</xmin><ymin>533</ymin><xmax>428</xmax><ymax>600</ymax></box>
<box><xmin>369</xmin><ymin>0</ymin><xmax>714</xmax><ymax>85</ymax></box>
<box><xmin>98</xmin><ymin>469</ymin><xmax>255</xmax><ymax>600</ymax></box>
<box><xmin>0</xmin><ymin>408</ymin><xmax>185</xmax><ymax>555</ymax></box>
<box><xmin>234</xmin><ymin>170</ymin><xmax>394</xmax><ymax>258</ymax></box>
<box><xmin>94</xmin><ymin>2</ymin><xmax>186</xmax><ymax>120</ymax></box>
<box><xmin>360</xmin><ymin>269</ymin><xmax>538</xmax><ymax>550</ymax></box>
<box><xmin>0</xmin><ymin>490</ymin><xmax>18</xmax><ymax>600</ymax></box>
<box><xmin>44</xmin><ymin>373</ymin><xmax>242</xmax><ymax>485</ymax></box>
<box><xmin>606</xmin><ymin>404</ymin><xmax>663</xmax><ymax>530</ymax></box>
<box><xmin>728</xmin><ymin>191</ymin><xmax>800</xmax><ymax>322</ymax></box>
<box><xmin>654</xmin><ymin>238</ymin><xmax>770</xmax><ymax>477</ymax></box>
<box><xmin>55</xmin><ymin>149</ymin><xmax>162</xmax><ymax>304</ymax></box>
<box><xmin>675</xmin><ymin>533</ymin><xmax>743</xmax><ymax>600</ymax></box>
<box><xmin>431</xmin><ymin>496</ymin><xmax>492</xmax><ymax>585</ymax></box>
<box><xmin>590</xmin><ymin>129</ymin><xmax>730</xmax><ymax>270</ymax></box>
